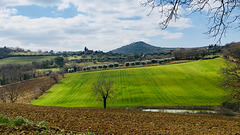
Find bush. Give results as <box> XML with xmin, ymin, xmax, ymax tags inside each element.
<box><xmin>98</xmin><ymin>65</ymin><xmax>103</xmax><ymax>68</ymax></box>
<box><xmin>141</xmin><ymin>61</ymin><xmax>146</xmax><ymax>65</ymax></box>
<box><xmin>13</xmin><ymin>116</ymin><xmax>32</xmax><ymax>126</ymax></box>
<box><xmin>108</xmin><ymin>63</ymin><xmax>114</xmax><ymax>68</ymax></box>
<box><xmin>158</xmin><ymin>59</ymin><xmax>164</xmax><ymax>64</ymax></box>
<box><xmin>170</xmin><ymin>57</ymin><xmax>175</xmax><ymax>60</ymax></box>
<box><xmin>151</xmin><ymin>59</ymin><xmax>158</xmax><ymax>63</ymax></box>
<box><xmin>37</xmin><ymin>121</ymin><xmax>48</xmax><ymax>128</ymax></box>
<box><xmin>217</xmin><ymin>107</ymin><xmax>236</xmax><ymax>116</ymax></box>
<box><xmin>135</xmin><ymin>61</ymin><xmax>140</xmax><ymax>65</ymax></box>
<box><xmin>83</xmin><ymin>133</ymin><xmax>95</xmax><ymax>135</ymax></box>
<box><xmin>82</xmin><ymin>67</ymin><xmax>87</xmax><ymax>71</ymax></box>
<box><xmin>0</xmin><ymin>114</ymin><xmax>9</xmax><ymax>124</ymax></box>
<box><xmin>86</xmin><ymin>66</ymin><xmax>91</xmax><ymax>70</ymax></box>
<box><xmin>91</xmin><ymin>66</ymin><xmax>97</xmax><ymax>69</ymax></box>
<box><xmin>114</xmin><ymin>63</ymin><xmax>119</xmax><ymax>67</ymax></box>
<box><xmin>0</xmin><ymin>115</ymin><xmax>35</xmax><ymax>127</ymax></box>
<box><xmin>146</xmin><ymin>60</ymin><xmax>151</xmax><ymax>64</ymax></box>
<box><xmin>124</xmin><ymin>62</ymin><xmax>130</xmax><ymax>66</ymax></box>
<box><xmin>222</xmin><ymin>102</ymin><xmax>240</xmax><ymax>112</ymax></box>
<box><xmin>103</xmin><ymin>65</ymin><xmax>108</xmax><ymax>68</ymax></box>
<box><xmin>130</xmin><ymin>62</ymin><xmax>135</xmax><ymax>66</ymax></box>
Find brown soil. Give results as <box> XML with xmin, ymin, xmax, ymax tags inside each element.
<box><xmin>0</xmin><ymin>125</ymin><xmax>79</xmax><ymax>135</ymax></box>
<box><xmin>0</xmin><ymin>103</ymin><xmax>239</xmax><ymax>134</ymax></box>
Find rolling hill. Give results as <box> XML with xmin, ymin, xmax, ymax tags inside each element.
<box><xmin>110</xmin><ymin>41</ymin><xmax>174</xmax><ymax>54</ymax></box>
<box><xmin>31</xmin><ymin>58</ymin><xmax>225</xmax><ymax>107</ymax></box>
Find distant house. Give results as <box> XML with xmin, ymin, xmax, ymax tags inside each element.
<box><xmin>84</xmin><ymin>47</ymin><xmax>93</xmax><ymax>54</ymax></box>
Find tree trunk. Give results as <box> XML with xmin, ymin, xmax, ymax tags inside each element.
<box><xmin>103</xmin><ymin>98</ymin><xmax>107</xmax><ymax>109</ymax></box>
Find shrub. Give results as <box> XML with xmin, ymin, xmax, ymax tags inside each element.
<box><xmin>158</xmin><ymin>59</ymin><xmax>164</xmax><ymax>64</ymax></box>
<box><xmin>13</xmin><ymin>116</ymin><xmax>32</xmax><ymax>126</ymax></box>
<box><xmin>124</xmin><ymin>62</ymin><xmax>130</xmax><ymax>66</ymax></box>
<box><xmin>86</xmin><ymin>66</ymin><xmax>91</xmax><ymax>70</ymax></box>
<box><xmin>108</xmin><ymin>63</ymin><xmax>114</xmax><ymax>68</ymax></box>
<box><xmin>217</xmin><ymin>107</ymin><xmax>236</xmax><ymax>116</ymax></box>
<box><xmin>82</xmin><ymin>67</ymin><xmax>87</xmax><ymax>71</ymax></box>
<box><xmin>130</xmin><ymin>62</ymin><xmax>135</xmax><ymax>66</ymax></box>
<box><xmin>141</xmin><ymin>61</ymin><xmax>146</xmax><ymax>65</ymax></box>
<box><xmin>98</xmin><ymin>65</ymin><xmax>103</xmax><ymax>68</ymax></box>
<box><xmin>114</xmin><ymin>63</ymin><xmax>119</xmax><ymax>67</ymax></box>
<box><xmin>151</xmin><ymin>59</ymin><xmax>158</xmax><ymax>63</ymax></box>
<box><xmin>91</xmin><ymin>66</ymin><xmax>97</xmax><ymax>69</ymax></box>
<box><xmin>37</xmin><ymin>121</ymin><xmax>48</xmax><ymax>128</ymax></box>
<box><xmin>170</xmin><ymin>57</ymin><xmax>175</xmax><ymax>60</ymax></box>
<box><xmin>0</xmin><ymin>114</ymin><xmax>9</xmax><ymax>124</ymax></box>
<box><xmin>222</xmin><ymin>102</ymin><xmax>240</xmax><ymax>112</ymax></box>
<box><xmin>135</xmin><ymin>61</ymin><xmax>140</xmax><ymax>65</ymax></box>
<box><xmin>146</xmin><ymin>60</ymin><xmax>151</xmax><ymax>64</ymax></box>
<box><xmin>83</xmin><ymin>133</ymin><xmax>95</xmax><ymax>135</ymax></box>
<box><xmin>103</xmin><ymin>65</ymin><xmax>108</xmax><ymax>68</ymax></box>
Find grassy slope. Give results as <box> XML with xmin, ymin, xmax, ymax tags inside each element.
<box><xmin>31</xmin><ymin>58</ymin><xmax>225</xmax><ymax>107</ymax></box>
<box><xmin>0</xmin><ymin>56</ymin><xmax>56</xmax><ymax>65</ymax></box>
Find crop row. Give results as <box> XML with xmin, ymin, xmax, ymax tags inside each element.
<box><xmin>31</xmin><ymin>58</ymin><xmax>225</xmax><ymax>107</ymax></box>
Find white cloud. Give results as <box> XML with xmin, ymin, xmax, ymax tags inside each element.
<box><xmin>0</xmin><ymin>0</ymin><xmax>193</xmax><ymax>51</ymax></box>
<box><xmin>0</xmin><ymin>0</ymin><xmax>61</xmax><ymax>7</ymax></box>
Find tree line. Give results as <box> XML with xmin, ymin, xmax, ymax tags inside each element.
<box><xmin>172</xmin><ymin>45</ymin><xmax>221</xmax><ymax>60</ymax></box>
<box><xmin>0</xmin><ymin>57</ymin><xmax>65</xmax><ymax>85</ymax></box>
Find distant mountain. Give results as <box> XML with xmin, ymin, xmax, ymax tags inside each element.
<box><xmin>110</xmin><ymin>41</ymin><xmax>173</xmax><ymax>54</ymax></box>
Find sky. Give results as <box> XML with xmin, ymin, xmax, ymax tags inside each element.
<box><xmin>0</xmin><ymin>0</ymin><xmax>239</xmax><ymax>52</ymax></box>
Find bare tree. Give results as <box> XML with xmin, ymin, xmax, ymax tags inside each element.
<box><xmin>0</xmin><ymin>87</ymin><xmax>6</xmax><ymax>102</ymax></box>
<box><xmin>59</xmin><ymin>69</ymin><xmax>65</xmax><ymax>78</ymax></box>
<box><xmin>32</xmin><ymin>86</ymin><xmax>39</xmax><ymax>100</ymax></box>
<box><xmin>32</xmin><ymin>82</ymin><xmax>48</xmax><ymax>99</ymax></box>
<box><xmin>140</xmin><ymin>0</ymin><xmax>240</xmax><ymax>42</ymax></box>
<box><xmin>50</xmin><ymin>72</ymin><xmax>59</xmax><ymax>83</ymax></box>
<box><xmin>6</xmin><ymin>84</ymin><xmax>22</xmax><ymax>103</ymax></box>
<box><xmin>219</xmin><ymin>43</ymin><xmax>240</xmax><ymax>110</ymax></box>
<box><xmin>92</xmin><ymin>79</ymin><xmax>117</xmax><ymax>109</ymax></box>
<box><xmin>39</xmin><ymin>82</ymin><xmax>47</xmax><ymax>93</ymax></box>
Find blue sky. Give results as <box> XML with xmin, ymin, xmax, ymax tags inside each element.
<box><xmin>0</xmin><ymin>0</ymin><xmax>239</xmax><ymax>52</ymax></box>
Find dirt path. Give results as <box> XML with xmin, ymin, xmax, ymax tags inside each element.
<box><xmin>0</xmin><ymin>103</ymin><xmax>239</xmax><ymax>134</ymax></box>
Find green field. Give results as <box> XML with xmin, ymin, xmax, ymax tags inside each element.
<box><xmin>31</xmin><ymin>58</ymin><xmax>225</xmax><ymax>107</ymax></box>
<box><xmin>0</xmin><ymin>56</ymin><xmax>56</xmax><ymax>65</ymax></box>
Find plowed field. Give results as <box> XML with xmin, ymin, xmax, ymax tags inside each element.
<box><xmin>0</xmin><ymin>103</ymin><xmax>239</xmax><ymax>134</ymax></box>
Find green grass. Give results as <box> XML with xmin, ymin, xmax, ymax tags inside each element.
<box><xmin>0</xmin><ymin>114</ymin><xmax>32</xmax><ymax>127</ymax></box>
<box><xmin>11</xmin><ymin>52</ymin><xmax>50</xmax><ymax>56</ymax></box>
<box><xmin>0</xmin><ymin>56</ymin><xmax>56</xmax><ymax>65</ymax></box>
<box><xmin>36</xmin><ymin>68</ymin><xmax>60</xmax><ymax>72</ymax></box>
<box><xmin>31</xmin><ymin>58</ymin><xmax>225</xmax><ymax>107</ymax></box>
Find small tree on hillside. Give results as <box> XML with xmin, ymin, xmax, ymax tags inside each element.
<box><xmin>32</xmin><ymin>86</ymin><xmax>40</xmax><ymax>100</ymax></box>
<box><xmin>92</xmin><ymin>79</ymin><xmax>117</xmax><ymax>109</ymax></box>
<box><xmin>0</xmin><ymin>87</ymin><xmax>6</xmax><ymax>102</ymax></box>
<box><xmin>6</xmin><ymin>84</ymin><xmax>22</xmax><ymax>103</ymax></box>
<box><xmin>50</xmin><ymin>72</ymin><xmax>59</xmax><ymax>84</ymax></box>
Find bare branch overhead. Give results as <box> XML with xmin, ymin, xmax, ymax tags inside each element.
<box><xmin>140</xmin><ymin>0</ymin><xmax>240</xmax><ymax>43</ymax></box>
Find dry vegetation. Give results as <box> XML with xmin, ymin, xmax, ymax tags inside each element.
<box><xmin>0</xmin><ymin>75</ymin><xmax>62</xmax><ymax>104</ymax></box>
<box><xmin>0</xmin><ymin>103</ymin><xmax>239</xmax><ymax>134</ymax></box>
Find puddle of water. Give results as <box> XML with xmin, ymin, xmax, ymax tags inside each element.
<box><xmin>142</xmin><ymin>109</ymin><xmax>216</xmax><ymax>114</ymax></box>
